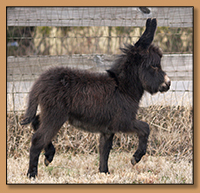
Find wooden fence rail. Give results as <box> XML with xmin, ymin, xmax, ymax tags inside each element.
<box><xmin>7</xmin><ymin>7</ymin><xmax>193</xmax><ymax>27</ymax></box>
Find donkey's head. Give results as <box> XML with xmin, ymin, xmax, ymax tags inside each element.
<box><xmin>107</xmin><ymin>18</ymin><xmax>171</xmax><ymax>97</ymax></box>
<box><xmin>135</xmin><ymin>18</ymin><xmax>171</xmax><ymax>94</ymax></box>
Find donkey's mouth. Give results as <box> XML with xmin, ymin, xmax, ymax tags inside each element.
<box><xmin>159</xmin><ymin>75</ymin><xmax>171</xmax><ymax>93</ymax></box>
<box><xmin>159</xmin><ymin>83</ymin><xmax>170</xmax><ymax>93</ymax></box>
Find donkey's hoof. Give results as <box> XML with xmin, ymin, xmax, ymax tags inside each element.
<box><xmin>131</xmin><ymin>157</ymin><xmax>137</xmax><ymax>166</ymax></box>
<box><xmin>27</xmin><ymin>170</ymin><xmax>37</xmax><ymax>179</ymax></box>
<box><xmin>44</xmin><ymin>158</ymin><xmax>50</xmax><ymax>166</ymax></box>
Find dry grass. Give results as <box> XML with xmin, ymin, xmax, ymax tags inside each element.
<box><xmin>7</xmin><ymin>105</ymin><xmax>193</xmax><ymax>184</ymax></box>
<box><xmin>7</xmin><ymin>152</ymin><xmax>193</xmax><ymax>184</ymax></box>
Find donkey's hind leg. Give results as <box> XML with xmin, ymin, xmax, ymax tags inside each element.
<box><xmin>99</xmin><ymin>133</ymin><xmax>114</xmax><ymax>174</ymax></box>
<box><xmin>27</xmin><ymin>114</ymin><xmax>66</xmax><ymax>178</ymax></box>
<box><xmin>130</xmin><ymin>120</ymin><xmax>150</xmax><ymax>166</ymax></box>
<box><xmin>32</xmin><ymin>114</ymin><xmax>56</xmax><ymax>167</ymax></box>
<box><xmin>27</xmin><ymin>127</ymin><xmax>47</xmax><ymax>178</ymax></box>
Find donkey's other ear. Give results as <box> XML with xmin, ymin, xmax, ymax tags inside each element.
<box><xmin>135</xmin><ymin>18</ymin><xmax>157</xmax><ymax>50</ymax></box>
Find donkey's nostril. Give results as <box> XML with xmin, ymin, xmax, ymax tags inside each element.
<box><xmin>167</xmin><ymin>79</ymin><xmax>171</xmax><ymax>87</ymax></box>
<box><xmin>159</xmin><ymin>75</ymin><xmax>171</xmax><ymax>93</ymax></box>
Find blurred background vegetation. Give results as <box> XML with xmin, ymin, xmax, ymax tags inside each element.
<box><xmin>7</xmin><ymin>26</ymin><xmax>193</xmax><ymax>56</ymax></box>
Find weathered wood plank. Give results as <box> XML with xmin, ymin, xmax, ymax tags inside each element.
<box><xmin>7</xmin><ymin>54</ymin><xmax>193</xmax><ymax>82</ymax></box>
<box><xmin>7</xmin><ymin>7</ymin><xmax>193</xmax><ymax>27</ymax></box>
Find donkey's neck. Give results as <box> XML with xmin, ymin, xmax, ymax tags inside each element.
<box><xmin>107</xmin><ymin>69</ymin><xmax>144</xmax><ymax>103</ymax></box>
<box><xmin>123</xmin><ymin>77</ymin><xmax>144</xmax><ymax>103</ymax></box>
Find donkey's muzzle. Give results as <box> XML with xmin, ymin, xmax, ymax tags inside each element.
<box><xmin>159</xmin><ymin>75</ymin><xmax>171</xmax><ymax>93</ymax></box>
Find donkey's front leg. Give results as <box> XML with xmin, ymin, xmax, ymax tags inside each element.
<box><xmin>131</xmin><ymin>120</ymin><xmax>150</xmax><ymax>166</ymax></box>
<box><xmin>99</xmin><ymin>133</ymin><xmax>114</xmax><ymax>174</ymax></box>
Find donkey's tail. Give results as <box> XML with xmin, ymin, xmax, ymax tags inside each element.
<box><xmin>20</xmin><ymin>90</ymin><xmax>39</xmax><ymax>125</ymax></box>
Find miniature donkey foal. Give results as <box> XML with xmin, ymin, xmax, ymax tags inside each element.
<box><xmin>21</xmin><ymin>18</ymin><xmax>171</xmax><ymax>178</ymax></box>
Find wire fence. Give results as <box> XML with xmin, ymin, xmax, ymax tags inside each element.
<box><xmin>7</xmin><ymin>7</ymin><xmax>193</xmax><ymax>113</ymax></box>
<box><xmin>6</xmin><ymin>7</ymin><xmax>193</xmax><ymax>163</ymax></box>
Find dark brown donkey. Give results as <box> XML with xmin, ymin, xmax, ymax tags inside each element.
<box><xmin>21</xmin><ymin>18</ymin><xmax>171</xmax><ymax>178</ymax></box>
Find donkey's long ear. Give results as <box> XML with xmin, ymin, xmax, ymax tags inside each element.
<box><xmin>135</xmin><ymin>18</ymin><xmax>157</xmax><ymax>49</ymax></box>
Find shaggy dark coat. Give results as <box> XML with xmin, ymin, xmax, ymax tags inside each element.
<box><xmin>21</xmin><ymin>18</ymin><xmax>171</xmax><ymax>178</ymax></box>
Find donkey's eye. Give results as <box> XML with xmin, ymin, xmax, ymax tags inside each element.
<box><xmin>151</xmin><ymin>65</ymin><xmax>159</xmax><ymax>70</ymax></box>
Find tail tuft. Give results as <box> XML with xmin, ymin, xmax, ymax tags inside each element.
<box><xmin>20</xmin><ymin>82</ymin><xmax>39</xmax><ymax>126</ymax></box>
<box><xmin>20</xmin><ymin>117</ymin><xmax>33</xmax><ymax>125</ymax></box>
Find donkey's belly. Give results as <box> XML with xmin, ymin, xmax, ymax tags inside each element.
<box><xmin>68</xmin><ymin>117</ymin><xmax>113</xmax><ymax>134</ymax></box>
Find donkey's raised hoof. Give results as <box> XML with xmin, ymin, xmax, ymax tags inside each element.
<box><xmin>131</xmin><ymin>157</ymin><xmax>137</xmax><ymax>166</ymax></box>
<box><xmin>44</xmin><ymin>158</ymin><xmax>50</xmax><ymax>166</ymax></box>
